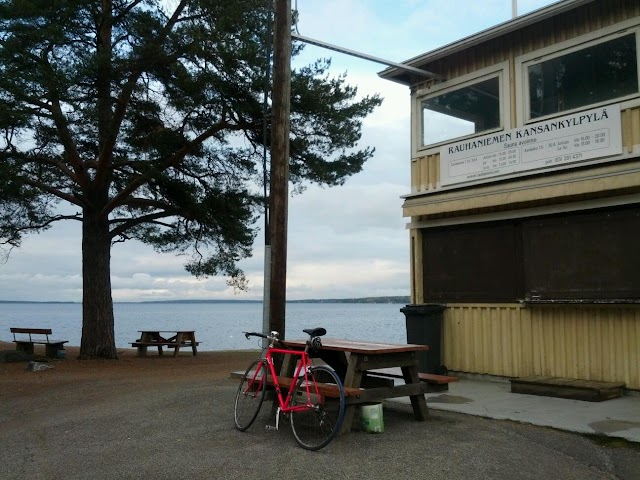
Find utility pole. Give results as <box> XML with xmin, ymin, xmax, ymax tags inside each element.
<box><xmin>269</xmin><ymin>0</ymin><xmax>291</xmax><ymax>340</ymax></box>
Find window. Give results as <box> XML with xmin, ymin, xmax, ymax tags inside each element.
<box><xmin>420</xmin><ymin>74</ymin><xmax>502</xmax><ymax>148</ymax></box>
<box><xmin>421</xmin><ymin>206</ymin><xmax>640</xmax><ymax>303</ymax></box>
<box><xmin>522</xmin><ymin>208</ymin><xmax>640</xmax><ymax>301</ymax></box>
<box><xmin>422</xmin><ymin>221</ymin><xmax>523</xmax><ymax>302</ymax></box>
<box><xmin>525</xmin><ymin>31</ymin><xmax>639</xmax><ymax>120</ymax></box>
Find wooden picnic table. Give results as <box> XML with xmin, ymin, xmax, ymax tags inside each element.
<box><xmin>131</xmin><ymin>330</ymin><xmax>199</xmax><ymax>357</ymax></box>
<box><xmin>278</xmin><ymin>338</ymin><xmax>430</xmax><ymax>434</ymax></box>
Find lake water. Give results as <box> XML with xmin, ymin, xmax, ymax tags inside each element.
<box><xmin>0</xmin><ymin>302</ymin><xmax>409</xmax><ymax>351</ymax></box>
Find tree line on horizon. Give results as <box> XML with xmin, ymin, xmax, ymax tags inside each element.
<box><xmin>0</xmin><ymin>296</ymin><xmax>410</xmax><ymax>304</ymax></box>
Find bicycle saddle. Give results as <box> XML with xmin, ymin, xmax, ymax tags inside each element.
<box><xmin>303</xmin><ymin>327</ymin><xmax>326</xmax><ymax>338</ymax></box>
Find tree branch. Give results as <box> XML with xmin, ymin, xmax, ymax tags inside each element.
<box><xmin>48</xmin><ymin>87</ymin><xmax>91</xmax><ymax>191</ymax></box>
<box><xmin>109</xmin><ymin>211</ymin><xmax>176</xmax><ymax>239</ymax></box>
<box><xmin>3</xmin><ymin>213</ymin><xmax>82</xmax><ymax>245</ymax></box>
<box><xmin>112</xmin><ymin>0</ymin><xmax>146</xmax><ymax>24</ymax></box>
<box><xmin>94</xmin><ymin>0</ymin><xmax>189</xmax><ymax>186</ymax></box>
<box><xmin>20</xmin><ymin>177</ymin><xmax>85</xmax><ymax>208</ymax></box>
<box><xmin>113</xmin><ymin>196</ymin><xmax>174</xmax><ymax>211</ymax></box>
<box><xmin>11</xmin><ymin>152</ymin><xmax>79</xmax><ymax>184</ymax></box>
<box><xmin>2</xmin><ymin>83</ymin><xmax>53</xmax><ymax>112</ymax></box>
<box><xmin>102</xmin><ymin>117</ymin><xmax>238</xmax><ymax>215</ymax></box>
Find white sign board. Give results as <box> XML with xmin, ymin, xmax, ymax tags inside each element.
<box><xmin>439</xmin><ymin>104</ymin><xmax>623</xmax><ymax>187</ymax></box>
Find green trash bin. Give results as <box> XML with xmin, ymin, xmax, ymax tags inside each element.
<box><xmin>400</xmin><ymin>304</ymin><xmax>446</xmax><ymax>374</ymax></box>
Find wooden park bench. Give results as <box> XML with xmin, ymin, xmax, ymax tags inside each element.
<box><xmin>10</xmin><ymin>327</ymin><xmax>68</xmax><ymax>358</ymax></box>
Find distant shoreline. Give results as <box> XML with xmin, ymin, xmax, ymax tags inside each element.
<box><xmin>0</xmin><ymin>296</ymin><xmax>410</xmax><ymax>305</ymax></box>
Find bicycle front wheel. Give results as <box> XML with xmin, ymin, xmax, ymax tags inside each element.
<box><xmin>233</xmin><ymin>359</ymin><xmax>267</xmax><ymax>431</ymax></box>
<box><xmin>289</xmin><ymin>365</ymin><xmax>345</xmax><ymax>450</ymax></box>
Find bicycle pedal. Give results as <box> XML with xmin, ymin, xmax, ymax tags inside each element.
<box><xmin>265</xmin><ymin>425</ymin><xmax>279</xmax><ymax>431</ymax></box>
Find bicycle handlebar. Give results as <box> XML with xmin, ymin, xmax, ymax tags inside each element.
<box><xmin>243</xmin><ymin>331</ymin><xmax>271</xmax><ymax>340</ymax></box>
<box><xmin>243</xmin><ymin>330</ymin><xmax>322</xmax><ymax>352</ymax></box>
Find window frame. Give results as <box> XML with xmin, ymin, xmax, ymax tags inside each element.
<box><xmin>413</xmin><ymin>62</ymin><xmax>511</xmax><ymax>157</ymax></box>
<box><xmin>516</xmin><ymin>20</ymin><xmax>640</xmax><ymax>125</ymax></box>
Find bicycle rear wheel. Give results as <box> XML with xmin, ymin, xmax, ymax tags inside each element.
<box><xmin>234</xmin><ymin>359</ymin><xmax>267</xmax><ymax>431</ymax></box>
<box><xmin>289</xmin><ymin>365</ymin><xmax>345</xmax><ymax>450</ymax></box>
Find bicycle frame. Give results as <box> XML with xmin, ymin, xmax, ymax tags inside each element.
<box><xmin>245</xmin><ymin>344</ymin><xmax>318</xmax><ymax>415</ymax></box>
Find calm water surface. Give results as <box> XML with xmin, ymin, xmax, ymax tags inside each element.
<box><xmin>0</xmin><ymin>302</ymin><xmax>409</xmax><ymax>351</ymax></box>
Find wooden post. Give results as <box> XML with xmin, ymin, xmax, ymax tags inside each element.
<box><xmin>269</xmin><ymin>0</ymin><xmax>291</xmax><ymax>340</ymax></box>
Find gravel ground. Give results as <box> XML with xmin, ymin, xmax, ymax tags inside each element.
<box><xmin>1</xmin><ymin>342</ymin><xmax>639</xmax><ymax>480</ymax></box>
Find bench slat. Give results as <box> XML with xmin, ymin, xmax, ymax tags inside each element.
<box><xmin>11</xmin><ymin>328</ymin><xmax>53</xmax><ymax>335</ymax></box>
<box><xmin>368</xmin><ymin>368</ymin><xmax>458</xmax><ymax>384</ymax></box>
<box><xmin>235</xmin><ymin>371</ymin><xmax>360</xmax><ymax>398</ymax></box>
<box><xmin>267</xmin><ymin>375</ymin><xmax>361</xmax><ymax>398</ymax></box>
<box><xmin>131</xmin><ymin>341</ymin><xmax>199</xmax><ymax>347</ymax></box>
<box><xmin>419</xmin><ymin>373</ymin><xmax>459</xmax><ymax>384</ymax></box>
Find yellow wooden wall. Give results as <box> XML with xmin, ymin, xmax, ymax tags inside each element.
<box><xmin>622</xmin><ymin>106</ymin><xmax>640</xmax><ymax>154</ymax></box>
<box><xmin>442</xmin><ymin>304</ymin><xmax>640</xmax><ymax>389</ymax></box>
<box><xmin>410</xmin><ymin>0</ymin><xmax>640</xmax><ymax>192</ymax></box>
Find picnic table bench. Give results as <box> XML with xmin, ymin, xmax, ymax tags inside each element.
<box><xmin>10</xmin><ymin>327</ymin><xmax>68</xmax><ymax>358</ymax></box>
<box><xmin>366</xmin><ymin>367</ymin><xmax>459</xmax><ymax>392</ymax></box>
<box><xmin>131</xmin><ymin>330</ymin><xmax>200</xmax><ymax>356</ymax></box>
<box><xmin>256</xmin><ymin>373</ymin><xmax>363</xmax><ymax>398</ymax></box>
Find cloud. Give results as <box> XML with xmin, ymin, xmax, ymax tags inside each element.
<box><xmin>286</xmin><ymin>258</ymin><xmax>408</xmax><ymax>299</ymax></box>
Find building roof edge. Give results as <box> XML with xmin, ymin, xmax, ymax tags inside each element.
<box><xmin>378</xmin><ymin>0</ymin><xmax>598</xmax><ymax>85</ymax></box>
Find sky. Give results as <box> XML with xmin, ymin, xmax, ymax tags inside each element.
<box><xmin>0</xmin><ymin>0</ymin><xmax>560</xmax><ymax>302</ymax></box>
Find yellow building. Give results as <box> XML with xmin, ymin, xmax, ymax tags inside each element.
<box><xmin>380</xmin><ymin>0</ymin><xmax>640</xmax><ymax>390</ymax></box>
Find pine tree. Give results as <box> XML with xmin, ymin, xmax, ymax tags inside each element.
<box><xmin>0</xmin><ymin>0</ymin><xmax>381</xmax><ymax>358</ymax></box>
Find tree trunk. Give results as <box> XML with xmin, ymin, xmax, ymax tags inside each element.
<box><xmin>79</xmin><ymin>208</ymin><xmax>117</xmax><ymax>359</ymax></box>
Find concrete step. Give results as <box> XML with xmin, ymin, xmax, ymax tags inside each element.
<box><xmin>510</xmin><ymin>376</ymin><xmax>625</xmax><ymax>402</ymax></box>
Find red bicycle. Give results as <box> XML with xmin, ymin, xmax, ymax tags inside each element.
<box><xmin>233</xmin><ymin>328</ymin><xmax>346</xmax><ymax>450</ymax></box>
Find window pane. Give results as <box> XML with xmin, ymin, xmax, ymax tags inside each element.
<box><xmin>528</xmin><ymin>33</ymin><xmax>638</xmax><ymax>119</ymax></box>
<box><xmin>421</xmin><ymin>76</ymin><xmax>501</xmax><ymax>146</ymax></box>
<box><xmin>523</xmin><ymin>207</ymin><xmax>640</xmax><ymax>300</ymax></box>
<box><xmin>422</xmin><ymin>221</ymin><xmax>523</xmax><ymax>302</ymax></box>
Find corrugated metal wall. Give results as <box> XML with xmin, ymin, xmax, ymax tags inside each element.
<box><xmin>442</xmin><ymin>304</ymin><xmax>640</xmax><ymax>389</ymax></box>
<box><xmin>443</xmin><ymin>305</ymin><xmax>530</xmax><ymax>377</ymax></box>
